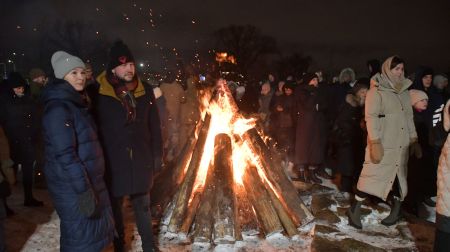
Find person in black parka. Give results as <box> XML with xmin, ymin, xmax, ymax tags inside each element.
<box><xmin>94</xmin><ymin>41</ymin><xmax>162</xmax><ymax>252</ymax></box>
<box><xmin>411</xmin><ymin>66</ymin><xmax>443</xmax><ymax>206</ymax></box>
<box><xmin>404</xmin><ymin>89</ymin><xmax>431</xmax><ymax>215</ymax></box>
<box><xmin>41</xmin><ymin>51</ymin><xmax>114</xmax><ymax>251</ymax></box>
<box><xmin>332</xmin><ymin>82</ymin><xmax>368</xmax><ymax>193</ymax></box>
<box><xmin>294</xmin><ymin>73</ymin><xmax>327</xmax><ymax>184</ymax></box>
<box><xmin>0</xmin><ymin>72</ymin><xmax>43</xmax><ymax>206</ymax></box>
<box><xmin>271</xmin><ymin>82</ymin><xmax>296</xmax><ymax>165</ymax></box>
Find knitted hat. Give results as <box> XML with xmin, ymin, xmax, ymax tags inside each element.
<box><xmin>51</xmin><ymin>51</ymin><xmax>85</xmax><ymax>79</ymax></box>
<box><xmin>433</xmin><ymin>74</ymin><xmax>448</xmax><ymax>86</ymax></box>
<box><xmin>409</xmin><ymin>89</ymin><xmax>428</xmax><ymax>106</ymax></box>
<box><xmin>108</xmin><ymin>40</ymin><xmax>135</xmax><ymax>71</ymax></box>
<box><xmin>29</xmin><ymin>68</ymin><xmax>46</xmax><ymax>80</ymax></box>
<box><xmin>6</xmin><ymin>72</ymin><xmax>27</xmax><ymax>88</ymax></box>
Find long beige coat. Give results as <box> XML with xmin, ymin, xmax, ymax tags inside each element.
<box><xmin>437</xmin><ymin>100</ymin><xmax>450</xmax><ymax>223</ymax></box>
<box><xmin>357</xmin><ymin>74</ymin><xmax>417</xmax><ymax>201</ymax></box>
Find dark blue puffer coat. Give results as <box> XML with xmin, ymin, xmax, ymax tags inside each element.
<box><xmin>41</xmin><ymin>79</ymin><xmax>114</xmax><ymax>252</ymax></box>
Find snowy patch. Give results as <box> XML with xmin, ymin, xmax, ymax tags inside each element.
<box><xmin>22</xmin><ymin>211</ymin><xmax>60</xmax><ymax>252</ymax></box>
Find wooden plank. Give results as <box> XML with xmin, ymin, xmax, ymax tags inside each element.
<box><xmin>243</xmin><ymin>166</ymin><xmax>284</xmax><ymax>237</ymax></box>
<box><xmin>190</xmin><ymin>164</ymin><xmax>216</xmax><ymax>243</ymax></box>
<box><xmin>212</xmin><ymin>134</ymin><xmax>236</xmax><ymax>244</ymax></box>
<box><xmin>243</xmin><ymin>128</ymin><xmax>314</xmax><ymax>226</ymax></box>
<box><xmin>167</xmin><ymin>114</ymin><xmax>211</xmax><ymax>233</ymax></box>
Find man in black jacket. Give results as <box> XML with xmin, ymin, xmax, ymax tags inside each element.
<box><xmin>0</xmin><ymin>72</ymin><xmax>43</xmax><ymax>207</ymax></box>
<box><xmin>94</xmin><ymin>41</ymin><xmax>162</xmax><ymax>252</ymax></box>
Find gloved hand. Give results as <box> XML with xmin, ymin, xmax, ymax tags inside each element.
<box><xmin>410</xmin><ymin>139</ymin><xmax>423</xmax><ymax>159</ymax></box>
<box><xmin>369</xmin><ymin>139</ymin><xmax>384</xmax><ymax>164</ymax></box>
<box><xmin>78</xmin><ymin>187</ymin><xmax>99</xmax><ymax>218</ymax></box>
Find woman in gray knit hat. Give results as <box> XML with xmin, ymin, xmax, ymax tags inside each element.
<box><xmin>40</xmin><ymin>51</ymin><xmax>114</xmax><ymax>251</ymax></box>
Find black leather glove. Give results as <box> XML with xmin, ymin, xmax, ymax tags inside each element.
<box><xmin>78</xmin><ymin>187</ymin><xmax>99</xmax><ymax>218</ymax></box>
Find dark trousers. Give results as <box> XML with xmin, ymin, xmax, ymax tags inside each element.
<box><xmin>434</xmin><ymin>229</ymin><xmax>450</xmax><ymax>252</ymax></box>
<box><xmin>341</xmin><ymin>175</ymin><xmax>354</xmax><ymax>193</ymax></box>
<box><xmin>111</xmin><ymin>192</ymin><xmax>154</xmax><ymax>252</ymax></box>
<box><xmin>20</xmin><ymin>160</ymin><xmax>35</xmax><ymax>201</ymax></box>
<box><xmin>0</xmin><ymin>202</ymin><xmax>5</xmax><ymax>252</ymax></box>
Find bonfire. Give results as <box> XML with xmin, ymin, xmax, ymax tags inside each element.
<box><xmin>154</xmin><ymin>79</ymin><xmax>313</xmax><ymax>245</ymax></box>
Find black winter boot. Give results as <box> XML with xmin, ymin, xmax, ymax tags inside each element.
<box><xmin>297</xmin><ymin>169</ymin><xmax>309</xmax><ymax>183</ymax></box>
<box><xmin>308</xmin><ymin>168</ymin><xmax>322</xmax><ymax>184</ymax></box>
<box><xmin>346</xmin><ymin>199</ymin><xmax>363</xmax><ymax>229</ymax></box>
<box><xmin>381</xmin><ymin>198</ymin><xmax>402</xmax><ymax>226</ymax></box>
<box><xmin>316</xmin><ymin>166</ymin><xmax>333</xmax><ymax>179</ymax></box>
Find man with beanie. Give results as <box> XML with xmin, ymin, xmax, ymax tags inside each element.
<box><xmin>94</xmin><ymin>40</ymin><xmax>162</xmax><ymax>252</ymax></box>
<box><xmin>0</xmin><ymin>72</ymin><xmax>43</xmax><ymax>207</ymax></box>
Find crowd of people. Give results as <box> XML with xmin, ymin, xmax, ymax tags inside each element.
<box><xmin>0</xmin><ymin>40</ymin><xmax>449</xmax><ymax>251</ymax></box>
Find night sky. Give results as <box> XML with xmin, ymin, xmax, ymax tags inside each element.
<box><xmin>1</xmin><ymin>0</ymin><xmax>449</xmax><ymax>76</ymax></box>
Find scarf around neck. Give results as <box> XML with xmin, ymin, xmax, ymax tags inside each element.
<box><xmin>106</xmin><ymin>71</ymin><xmax>138</xmax><ymax>123</ymax></box>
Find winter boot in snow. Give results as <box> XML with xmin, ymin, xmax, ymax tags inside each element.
<box><xmin>308</xmin><ymin>167</ymin><xmax>322</xmax><ymax>184</ymax></box>
<box><xmin>293</xmin><ymin>165</ymin><xmax>309</xmax><ymax>183</ymax></box>
<box><xmin>346</xmin><ymin>199</ymin><xmax>363</xmax><ymax>229</ymax></box>
<box><xmin>381</xmin><ymin>197</ymin><xmax>402</xmax><ymax>226</ymax></box>
<box><xmin>297</xmin><ymin>168</ymin><xmax>309</xmax><ymax>183</ymax></box>
<box><xmin>316</xmin><ymin>166</ymin><xmax>333</xmax><ymax>179</ymax></box>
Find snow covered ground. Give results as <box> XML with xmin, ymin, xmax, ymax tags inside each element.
<box><xmin>6</xmin><ymin>175</ymin><xmax>436</xmax><ymax>251</ymax></box>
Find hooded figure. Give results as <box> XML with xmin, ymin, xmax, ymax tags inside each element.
<box><xmin>347</xmin><ymin>56</ymin><xmax>418</xmax><ymax>229</ymax></box>
<box><xmin>367</xmin><ymin>59</ymin><xmax>381</xmax><ymax>78</ymax></box>
<box><xmin>411</xmin><ymin>67</ymin><xmax>444</xmax><ymax>203</ymax></box>
<box><xmin>293</xmin><ymin>73</ymin><xmax>327</xmax><ymax>184</ymax></box>
<box><xmin>0</xmin><ymin>72</ymin><xmax>43</xmax><ymax>207</ymax></box>
<box><xmin>332</xmin><ymin>81</ymin><xmax>368</xmax><ymax>193</ymax></box>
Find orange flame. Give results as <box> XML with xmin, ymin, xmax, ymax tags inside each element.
<box><xmin>189</xmin><ymin>79</ymin><xmax>276</xmax><ymax>202</ymax></box>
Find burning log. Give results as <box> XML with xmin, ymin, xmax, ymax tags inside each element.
<box><xmin>168</xmin><ymin>114</ymin><xmax>211</xmax><ymax>233</ymax></box>
<box><xmin>212</xmin><ymin>134</ymin><xmax>236</xmax><ymax>244</ymax></box>
<box><xmin>174</xmin><ymin>120</ymin><xmax>203</xmax><ymax>186</ymax></box>
<box><xmin>191</xmin><ymin>163</ymin><xmax>216</xmax><ymax>243</ymax></box>
<box><xmin>234</xmin><ymin>185</ymin><xmax>259</xmax><ymax>237</ymax></box>
<box><xmin>161</xmin><ymin>81</ymin><xmax>314</xmax><ymax>247</ymax></box>
<box><xmin>264</xmin><ymin>180</ymin><xmax>299</xmax><ymax>237</ymax></box>
<box><xmin>243</xmin><ymin>166</ymin><xmax>284</xmax><ymax>237</ymax></box>
<box><xmin>151</xmin><ymin>121</ymin><xmax>201</xmax><ymax>210</ymax></box>
<box><xmin>243</xmin><ymin>128</ymin><xmax>314</xmax><ymax>227</ymax></box>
